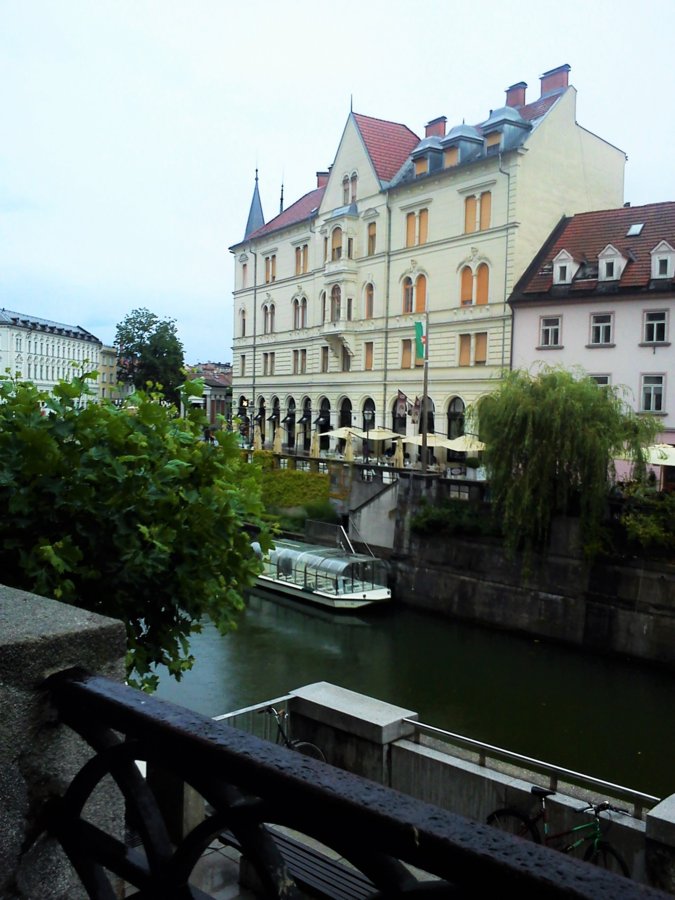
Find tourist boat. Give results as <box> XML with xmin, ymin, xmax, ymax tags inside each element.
<box><xmin>252</xmin><ymin>538</ymin><xmax>391</xmax><ymax>610</ymax></box>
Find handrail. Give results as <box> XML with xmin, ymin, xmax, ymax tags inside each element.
<box><xmin>42</xmin><ymin>668</ymin><xmax>663</xmax><ymax>899</ymax></box>
<box><xmin>404</xmin><ymin>718</ymin><xmax>660</xmax><ymax>819</ymax></box>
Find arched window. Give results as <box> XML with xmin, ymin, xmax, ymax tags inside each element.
<box><xmin>331</xmin><ymin>227</ymin><xmax>343</xmax><ymax>261</ymax></box>
<box><xmin>300</xmin><ymin>297</ymin><xmax>307</xmax><ymax>328</ymax></box>
<box><xmin>365</xmin><ymin>283</ymin><xmax>374</xmax><ymax>319</ymax></box>
<box><xmin>418</xmin><ymin>396</ymin><xmax>435</xmax><ymax>437</ymax></box>
<box><xmin>342</xmin><ymin>176</ymin><xmax>350</xmax><ymax>205</ymax></box>
<box><xmin>320</xmin><ymin>290</ymin><xmax>326</xmax><ymax>323</ymax></box>
<box><xmin>476</xmin><ymin>263</ymin><xmax>489</xmax><ymax>305</ymax></box>
<box><xmin>262</xmin><ymin>305</ymin><xmax>269</xmax><ymax>334</ymax></box>
<box><xmin>330</xmin><ymin>285</ymin><xmax>341</xmax><ymax>322</ymax></box>
<box><xmin>284</xmin><ymin>397</ymin><xmax>296</xmax><ymax>450</ymax></box>
<box><xmin>460</xmin><ymin>267</ymin><xmax>473</xmax><ymax>306</ymax></box>
<box><xmin>415</xmin><ymin>274</ymin><xmax>427</xmax><ymax>313</ymax></box>
<box><xmin>403</xmin><ymin>277</ymin><xmax>413</xmax><ymax>313</ymax></box>
<box><xmin>447</xmin><ymin>397</ymin><xmax>465</xmax><ymax>439</ymax></box>
<box><xmin>350</xmin><ymin>173</ymin><xmax>357</xmax><ymax>203</ymax></box>
<box><xmin>292</xmin><ymin>299</ymin><xmax>300</xmax><ymax>330</ymax></box>
<box><xmin>339</xmin><ymin>397</ymin><xmax>352</xmax><ymax>429</ymax></box>
<box><xmin>318</xmin><ymin>398</ymin><xmax>331</xmax><ymax>451</ymax></box>
<box><xmin>298</xmin><ymin>397</ymin><xmax>312</xmax><ymax>452</ymax></box>
<box><xmin>269</xmin><ymin>303</ymin><xmax>275</xmax><ymax>333</ymax></box>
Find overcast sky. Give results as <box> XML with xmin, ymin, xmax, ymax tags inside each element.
<box><xmin>2</xmin><ymin>0</ymin><xmax>674</xmax><ymax>364</ymax></box>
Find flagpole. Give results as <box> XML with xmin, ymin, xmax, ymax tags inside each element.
<box><xmin>421</xmin><ymin>301</ymin><xmax>430</xmax><ymax>474</ymax></box>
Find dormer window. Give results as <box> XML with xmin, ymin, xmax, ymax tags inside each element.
<box><xmin>485</xmin><ymin>132</ymin><xmax>501</xmax><ymax>155</ymax></box>
<box><xmin>414</xmin><ymin>157</ymin><xmax>428</xmax><ymax>177</ymax></box>
<box><xmin>444</xmin><ymin>147</ymin><xmax>459</xmax><ymax>167</ymax></box>
<box><xmin>650</xmin><ymin>241</ymin><xmax>675</xmax><ymax>279</ymax></box>
<box><xmin>598</xmin><ymin>244</ymin><xmax>627</xmax><ymax>282</ymax></box>
<box><xmin>552</xmin><ymin>250</ymin><xmax>578</xmax><ymax>284</ymax></box>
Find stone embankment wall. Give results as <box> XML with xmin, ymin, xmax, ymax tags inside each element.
<box><xmin>389</xmin><ymin>475</ymin><xmax>675</xmax><ymax>671</ymax></box>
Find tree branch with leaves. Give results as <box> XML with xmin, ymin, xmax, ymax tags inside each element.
<box><xmin>115</xmin><ymin>307</ymin><xmax>185</xmax><ymax>406</ymax></box>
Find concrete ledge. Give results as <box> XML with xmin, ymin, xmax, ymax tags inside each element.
<box><xmin>290</xmin><ymin>682</ymin><xmax>417</xmax><ymax>743</ymax></box>
<box><xmin>647</xmin><ymin>796</ymin><xmax>675</xmax><ymax>845</ymax></box>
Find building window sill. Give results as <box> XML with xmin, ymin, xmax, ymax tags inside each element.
<box><xmin>586</xmin><ymin>343</ymin><xmax>616</xmax><ymax>349</ymax></box>
<box><xmin>536</xmin><ymin>344</ymin><xmax>563</xmax><ymax>351</ymax></box>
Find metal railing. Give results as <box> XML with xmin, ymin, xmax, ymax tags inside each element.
<box><xmin>405</xmin><ymin>719</ymin><xmax>660</xmax><ymax>820</ymax></box>
<box><xmin>40</xmin><ymin>668</ymin><xmax>667</xmax><ymax>899</ymax></box>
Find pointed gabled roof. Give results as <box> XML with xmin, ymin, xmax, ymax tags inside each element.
<box><xmin>352</xmin><ymin>113</ymin><xmax>420</xmax><ymax>183</ymax></box>
<box><xmin>244</xmin><ymin>170</ymin><xmax>265</xmax><ymax>240</ymax></box>
<box><xmin>246</xmin><ymin>186</ymin><xmax>325</xmax><ymax>242</ymax></box>
<box><xmin>513</xmin><ymin>202</ymin><xmax>675</xmax><ymax>298</ymax></box>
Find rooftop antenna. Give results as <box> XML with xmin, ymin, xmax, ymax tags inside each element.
<box><xmin>350</xmin><ymin>94</ymin><xmax>353</xmax><ymax>112</ymax></box>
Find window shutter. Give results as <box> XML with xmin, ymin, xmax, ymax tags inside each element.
<box><xmin>419</xmin><ymin>209</ymin><xmax>428</xmax><ymax>244</ymax></box>
<box><xmin>459</xmin><ymin>334</ymin><xmax>471</xmax><ymax>366</ymax></box>
<box><xmin>474</xmin><ymin>332</ymin><xmax>487</xmax><ymax>364</ymax></box>
<box><xmin>406</xmin><ymin>212</ymin><xmax>416</xmax><ymax>247</ymax></box>
<box><xmin>415</xmin><ymin>274</ymin><xmax>427</xmax><ymax>313</ymax></box>
<box><xmin>402</xmin><ymin>339</ymin><xmax>412</xmax><ymax>368</ymax></box>
<box><xmin>464</xmin><ymin>196</ymin><xmax>477</xmax><ymax>233</ymax></box>
<box><xmin>365</xmin><ymin>342</ymin><xmax>373</xmax><ymax>370</ymax></box>
<box><xmin>476</xmin><ymin>264</ymin><xmax>489</xmax><ymax>305</ymax></box>
<box><xmin>444</xmin><ymin>147</ymin><xmax>459</xmax><ymax>167</ymax></box>
<box><xmin>460</xmin><ymin>267</ymin><xmax>473</xmax><ymax>305</ymax></box>
<box><xmin>479</xmin><ymin>192</ymin><xmax>492</xmax><ymax>230</ymax></box>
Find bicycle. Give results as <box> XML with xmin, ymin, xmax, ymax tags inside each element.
<box><xmin>260</xmin><ymin>706</ymin><xmax>326</xmax><ymax>762</ymax></box>
<box><xmin>487</xmin><ymin>785</ymin><xmax>630</xmax><ymax>877</ymax></box>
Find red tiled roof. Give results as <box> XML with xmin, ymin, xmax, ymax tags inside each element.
<box><xmin>519</xmin><ymin>202</ymin><xmax>675</xmax><ymax>296</ymax></box>
<box><xmin>517</xmin><ymin>90</ymin><xmax>565</xmax><ymax>123</ymax></box>
<box><xmin>248</xmin><ymin>186</ymin><xmax>326</xmax><ymax>241</ymax></box>
<box><xmin>352</xmin><ymin>113</ymin><xmax>420</xmax><ymax>183</ymax></box>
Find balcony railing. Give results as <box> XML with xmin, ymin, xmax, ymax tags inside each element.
<box><xmin>40</xmin><ymin>667</ymin><xmax>664</xmax><ymax>899</ymax></box>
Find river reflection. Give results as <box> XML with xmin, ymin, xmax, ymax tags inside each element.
<box><xmin>155</xmin><ymin>590</ymin><xmax>675</xmax><ymax>798</ymax></box>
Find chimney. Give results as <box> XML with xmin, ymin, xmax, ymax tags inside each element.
<box><xmin>540</xmin><ymin>64</ymin><xmax>571</xmax><ymax>97</ymax></box>
<box><xmin>505</xmin><ymin>81</ymin><xmax>527</xmax><ymax>108</ymax></box>
<box><xmin>316</xmin><ymin>171</ymin><xmax>329</xmax><ymax>188</ymax></box>
<box><xmin>425</xmin><ymin>116</ymin><xmax>447</xmax><ymax>138</ymax></box>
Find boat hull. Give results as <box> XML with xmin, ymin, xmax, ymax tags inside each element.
<box><xmin>255</xmin><ymin>574</ymin><xmax>390</xmax><ymax>610</ymax></box>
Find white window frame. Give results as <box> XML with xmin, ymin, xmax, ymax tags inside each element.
<box><xmin>539</xmin><ymin>315</ymin><xmax>562</xmax><ymax>348</ymax></box>
<box><xmin>552</xmin><ymin>250</ymin><xmax>578</xmax><ymax>285</ymax></box>
<box><xmin>597</xmin><ymin>244</ymin><xmax>626</xmax><ymax>282</ymax></box>
<box><xmin>643</xmin><ymin>310</ymin><xmax>668</xmax><ymax>344</ymax></box>
<box><xmin>641</xmin><ymin>374</ymin><xmax>665</xmax><ymax>413</ymax></box>
<box><xmin>589</xmin><ymin>312</ymin><xmax>613</xmax><ymax>346</ymax></box>
<box><xmin>650</xmin><ymin>241</ymin><xmax>675</xmax><ymax>280</ymax></box>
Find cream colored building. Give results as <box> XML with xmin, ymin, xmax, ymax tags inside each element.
<box><xmin>0</xmin><ymin>308</ymin><xmax>102</xmax><ymax>401</ymax></box>
<box><xmin>230</xmin><ymin>65</ymin><xmax>625</xmax><ymax>452</ymax></box>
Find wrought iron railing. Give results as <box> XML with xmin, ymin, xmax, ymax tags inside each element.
<box><xmin>42</xmin><ymin>668</ymin><xmax>665</xmax><ymax>899</ymax></box>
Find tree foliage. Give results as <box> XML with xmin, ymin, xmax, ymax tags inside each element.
<box><xmin>115</xmin><ymin>307</ymin><xmax>185</xmax><ymax>405</ymax></box>
<box><xmin>0</xmin><ymin>372</ymin><xmax>270</xmax><ymax>688</ymax></box>
<box><xmin>475</xmin><ymin>367</ymin><xmax>658</xmax><ymax>564</ymax></box>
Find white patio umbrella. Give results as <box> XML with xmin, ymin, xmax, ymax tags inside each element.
<box><xmin>323</xmin><ymin>426</ymin><xmax>365</xmax><ymax>439</ymax></box>
<box><xmin>445</xmin><ymin>435</ymin><xmax>486</xmax><ymax>454</ymax></box>
<box><xmin>362</xmin><ymin>426</ymin><xmax>401</xmax><ymax>442</ymax></box>
<box><xmin>645</xmin><ymin>444</ymin><xmax>675</xmax><ymax>466</ymax></box>
<box><xmin>404</xmin><ymin>433</ymin><xmax>455</xmax><ymax>449</ymax></box>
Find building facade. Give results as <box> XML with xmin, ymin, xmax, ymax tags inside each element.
<box><xmin>510</xmin><ymin>202</ymin><xmax>675</xmax><ymax>440</ymax></box>
<box><xmin>230</xmin><ymin>65</ymin><xmax>625</xmax><ymax>451</ymax></box>
<box><xmin>0</xmin><ymin>308</ymin><xmax>102</xmax><ymax>401</ymax></box>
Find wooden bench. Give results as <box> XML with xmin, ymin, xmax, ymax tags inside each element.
<box><xmin>219</xmin><ymin>827</ymin><xmax>375</xmax><ymax>899</ymax></box>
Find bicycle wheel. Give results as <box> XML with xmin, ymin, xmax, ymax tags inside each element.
<box><xmin>583</xmin><ymin>841</ymin><xmax>630</xmax><ymax>877</ymax></box>
<box><xmin>293</xmin><ymin>741</ymin><xmax>326</xmax><ymax>762</ymax></box>
<box><xmin>487</xmin><ymin>808</ymin><xmax>540</xmax><ymax>842</ymax></box>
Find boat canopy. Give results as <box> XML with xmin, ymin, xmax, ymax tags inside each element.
<box><xmin>266</xmin><ymin>540</ymin><xmax>389</xmax><ymax>594</ymax></box>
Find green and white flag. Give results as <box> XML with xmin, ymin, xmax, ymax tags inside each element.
<box><xmin>415</xmin><ymin>321</ymin><xmax>426</xmax><ymax>359</ymax></box>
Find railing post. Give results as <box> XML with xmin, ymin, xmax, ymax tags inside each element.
<box><xmin>0</xmin><ymin>585</ymin><xmax>126</xmax><ymax>900</ymax></box>
<box><xmin>646</xmin><ymin>795</ymin><xmax>675</xmax><ymax>892</ymax></box>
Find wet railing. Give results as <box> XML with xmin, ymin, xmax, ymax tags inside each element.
<box><xmin>41</xmin><ymin>668</ymin><xmax>666</xmax><ymax>899</ymax></box>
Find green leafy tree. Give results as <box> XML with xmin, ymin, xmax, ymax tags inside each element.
<box><xmin>475</xmin><ymin>367</ymin><xmax>658</xmax><ymax>565</ymax></box>
<box><xmin>115</xmin><ymin>307</ymin><xmax>185</xmax><ymax>405</ymax></box>
<box><xmin>0</xmin><ymin>372</ymin><xmax>269</xmax><ymax>688</ymax></box>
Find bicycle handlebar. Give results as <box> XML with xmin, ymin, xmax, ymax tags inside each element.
<box><xmin>576</xmin><ymin>801</ymin><xmax>630</xmax><ymax>817</ymax></box>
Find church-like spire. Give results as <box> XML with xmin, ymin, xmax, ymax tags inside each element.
<box><xmin>244</xmin><ymin>169</ymin><xmax>265</xmax><ymax>240</ymax></box>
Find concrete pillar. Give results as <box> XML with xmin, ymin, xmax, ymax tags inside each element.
<box><xmin>0</xmin><ymin>586</ymin><xmax>126</xmax><ymax>899</ymax></box>
<box><xmin>646</xmin><ymin>795</ymin><xmax>675</xmax><ymax>893</ymax></box>
<box><xmin>289</xmin><ymin>682</ymin><xmax>417</xmax><ymax>785</ymax></box>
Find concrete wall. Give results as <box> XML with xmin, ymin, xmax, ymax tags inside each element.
<box><xmin>0</xmin><ymin>586</ymin><xmax>126</xmax><ymax>900</ymax></box>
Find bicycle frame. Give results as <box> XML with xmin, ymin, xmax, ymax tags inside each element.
<box><xmin>535</xmin><ymin>793</ymin><xmax>603</xmax><ymax>855</ymax></box>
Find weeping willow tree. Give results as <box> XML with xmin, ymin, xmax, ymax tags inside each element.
<box><xmin>475</xmin><ymin>367</ymin><xmax>658</xmax><ymax>564</ymax></box>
